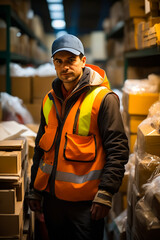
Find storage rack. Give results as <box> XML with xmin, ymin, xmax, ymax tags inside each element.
<box><xmin>124</xmin><ymin>46</ymin><xmax>160</xmax><ymax>80</ymax></box>
<box><xmin>106</xmin><ymin>18</ymin><xmax>160</xmax><ymax>83</ymax></box>
<box><xmin>0</xmin><ymin>5</ymin><xmax>48</xmax><ymax>94</ymax></box>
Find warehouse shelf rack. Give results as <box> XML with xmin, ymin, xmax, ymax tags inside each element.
<box><xmin>0</xmin><ymin>5</ymin><xmax>48</xmax><ymax>94</ymax></box>
<box><xmin>124</xmin><ymin>46</ymin><xmax>160</xmax><ymax>80</ymax></box>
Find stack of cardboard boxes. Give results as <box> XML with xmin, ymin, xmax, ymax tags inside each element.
<box><xmin>0</xmin><ymin>123</ymin><xmax>37</xmax><ymax>239</ymax></box>
<box><xmin>126</xmin><ymin>103</ymin><xmax>160</xmax><ymax>239</ymax></box>
<box><xmin>0</xmin><ymin>139</ymin><xmax>27</xmax><ymax>239</ymax></box>
<box><xmin>124</xmin><ymin>0</ymin><xmax>160</xmax><ymax>51</ymax></box>
<box><xmin>122</xmin><ymin>77</ymin><xmax>159</xmax><ymax>152</ymax></box>
<box><xmin>0</xmin><ymin>0</ymin><xmax>50</xmax><ymax>63</ymax></box>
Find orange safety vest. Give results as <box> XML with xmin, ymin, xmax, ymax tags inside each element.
<box><xmin>34</xmin><ymin>69</ymin><xmax>112</xmax><ymax>201</ymax></box>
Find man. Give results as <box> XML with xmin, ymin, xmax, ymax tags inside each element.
<box><xmin>28</xmin><ymin>34</ymin><xmax>129</xmax><ymax>240</ymax></box>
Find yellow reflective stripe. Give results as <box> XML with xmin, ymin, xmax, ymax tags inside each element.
<box><xmin>43</xmin><ymin>97</ymin><xmax>53</xmax><ymax>125</ymax></box>
<box><xmin>78</xmin><ymin>86</ymin><xmax>106</xmax><ymax>136</ymax></box>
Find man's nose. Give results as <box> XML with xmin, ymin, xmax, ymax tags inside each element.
<box><xmin>62</xmin><ymin>61</ymin><xmax>69</xmax><ymax>69</ymax></box>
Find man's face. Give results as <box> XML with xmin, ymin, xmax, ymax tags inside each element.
<box><xmin>53</xmin><ymin>51</ymin><xmax>86</xmax><ymax>85</ymax></box>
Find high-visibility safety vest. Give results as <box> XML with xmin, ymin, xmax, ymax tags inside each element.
<box><xmin>34</xmin><ymin>77</ymin><xmax>112</xmax><ymax>202</ymax></box>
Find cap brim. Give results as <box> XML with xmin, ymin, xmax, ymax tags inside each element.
<box><xmin>51</xmin><ymin>48</ymin><xmax>81</xmax><ymax>57</ymax></box>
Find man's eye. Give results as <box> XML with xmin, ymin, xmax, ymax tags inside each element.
<box><xmin>69</xmin><ymin>58</ymin><xmax>75</xmax><ymax>63</ymax></box>
<box><xmin>54</xmin><ymin>60</ymin><xmax>61</xmax><ymax>64</ymax></box>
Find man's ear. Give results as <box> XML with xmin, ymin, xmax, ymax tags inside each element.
<box><xmin>81</xmin><ymin>56</ymin><xmax>86</xmax><ymax>67</ymax></box>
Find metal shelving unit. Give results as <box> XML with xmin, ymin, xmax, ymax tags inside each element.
<box><xmin>106</xmin><ymin>19</ymin><xmax>160</xmax><ymax>83</ymax></box>
<box><xmin>124</xmin><ymin>46</ymin><xmax>160</xmax><ymax>80</ymax></box>
<box><xmin>0</xmin><ymin>5</ymin><xmax>48</xmax><ymax>93</ymax></box>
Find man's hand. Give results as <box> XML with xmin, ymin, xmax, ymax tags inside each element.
<box><xmin>90</xmin><ymin>202</ymin><xmax>110</xmax><ymax>220</ymax></box>
<box><xmin>29</xmin><ymin>199</ymin><xmax>42</xmax><ymax>212</ymax></box>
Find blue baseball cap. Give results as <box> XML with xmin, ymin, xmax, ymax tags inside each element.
<box><xmin>51</xmin><ymin>34</ymin><xmax>84</xmax><ymax>57</ymax></box>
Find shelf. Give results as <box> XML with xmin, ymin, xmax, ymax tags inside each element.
<box><xmin>0</xmin><ymin>51</ymin><xmax>47</xmax><ymax>66</ymax></box>
<box><xmin>106</xmin><ymin>21</ymin><xmax>124</xmax><ymax>39</ymax></box>
<box><xmin>124</xmin><ymin>46</ymin><xmax>160</xmax><ymax>59</ymax></box>
<box><xmin>124</xmin><ymin>46</ymin><xmax>160</xmax><ymax>80</ymax></box>
<box><xmin>0</xmin><ymin>5</ymin><xmax>48</xmax><ymax>51</ymax></box>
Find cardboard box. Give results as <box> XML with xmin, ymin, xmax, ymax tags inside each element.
<box><xmin>122</xmin><ymin>111</ymin><xmax>147</xmax><ymax>133</ymax></box>
<box><xmin>137</xmin><ymin>121</ymin><xmax>160</xmax><ymax>156</ymax></box>
<box><xmin>0</xmin><ymin>201</ymin><xmax>23</xmax><ymax>238</ymax></box>
<box><xmin>32</xmin><ymin>76</ymin><xmax>55</xmax><ymax>99</ymax></box>
<box><xmin>0</xmin><ymin>27</ymin><xmax>20</xmax><ymax>53</ymax></box>
<box><xmin>123</xmin><ymin>0</ymin><xmax>145</xmax><ymax>20</ymax></box>
<box><xmin>135</xmin><ymin>154</ymin><xmax>160</xmax><ymax>194</ymax></box>
<box><xmin>134</xmin><ymin>199</ymin><xmax>160</xmax><ymax>239</ymax></box>
<box><xmin>0</xmin><ymin>139</ymin><xmax>27</xmax><ymax>165</ymax></box>
<box><xmin>11</xmin><ymin>76</ymin><xmax>32</xmax><ymax>103</ymax></box>
<box><xmin>0</xmin><ymin>151</ymin><xmax>21</xmax><ymax>175</ymax></box>
<box><xmin>0</xmin><ymin>189</ymin><xmax>16</xmax><ymax>214</ymax></box>
<box><xmin>122</xmin><ymin>91</ymin><xmax>159</xmax><ymax>115</ymax></box>
<box><xmin>24</xmin><ymin>103</ymin><xmax>42</xmax><ymax>123</ymax></box>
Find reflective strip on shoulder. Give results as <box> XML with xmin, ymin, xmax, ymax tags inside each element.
<box><xmin>43</xmin><ymin>96</ymin><xmax>53</xmax><ymax>125</ymax></box>
<box><xmin>78</xmin><ymin>86</ymin><xmax>107</xmax><ymax>136</ymax></box>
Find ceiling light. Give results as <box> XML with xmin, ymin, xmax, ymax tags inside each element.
<box><xmin>49</xmin><ymin>11</ymin><xmax>64</xmax><ymax>19</ymax></box>
<box><xmin>47</xmin><ymin>0</ymin><xmax>63</xmax><ymax>3</ymax></box>
<box><xmin>48</xmin><ymin>4</ymin><xmax>63</xmax><ymax>11</ymax></box>
<box><xmin>51</xmin><ymin>19</ymin><xmax>66</xmax><ymax>29</ymax></box>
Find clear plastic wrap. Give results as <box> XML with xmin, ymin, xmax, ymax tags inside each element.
<box><xmin>127</xmin><ymin>153</ymin><xmax>136</xmax><ymax>206</ymax></box>
<box><xmin>0</xmin><ymin>92</ymin><xmax>33</xmax><ymax>124</ymax></box>
<box><xmin>143</xmin><ymin>174</ymin><xmax>160</xmax><ymax>221</ymax></box>
<box><xmin>147</xmin><ymin>101</ymin><xmax>160</xmax><ymax>133</ymax></box>
<box><xmin>123</xmin><ymin>77</ymin><xmax>159</xmax><ymax>94</ymax></box>
<box><xmin>148</xmin><ymin>101</ymin><xmax>160</xmax><ymax>117</ymax></box>
<box><xmin>134</xmin><ymin>198</ymin><xmax>160</xmax><ymax>240</ymax></box>
<box><xmin>135</xmin><ymin>153</ymin><xmax>160</xmax><ymax>195</ymax></box>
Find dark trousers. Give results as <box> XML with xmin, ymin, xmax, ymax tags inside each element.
<box><xmin>43</xmin><ymin>193</ymin><xmax>104</xmax><ymax>240</ymax></box>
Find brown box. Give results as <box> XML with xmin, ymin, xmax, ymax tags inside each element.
<box><xmin>122</xmin><ymin>91</ymin><xmax>159</xmax><ymax>115</ymax></box>
<box><xmin>11</xmin><ymin>76</ymin><xmax>32</xmax><ymax>103</ymax></box>
<box><xmin>135</xmin><ymin>155</ymin><xmax>160</xmax><ymax>194</ymax></box>
<box><xmin>0</xmin><ymin>189</ymin><xmax>16</xmax><ymax>214</ymax></box>
<box><xmin>137</xmin><ymin>121</ymin><xmax>160</xmax><ymax>156</ymax></box>
<box><xmin>32</xmin><ymin>76</ymin><xmax>55</xmax><ymax>99</ymax></box>
<box><xmin>123</xmin><ymin>0</ymin><xmax>145</xmax><ymax>20</ymax></box>
<box><xmin>0</xmin><ymin>27</ymin><xmax>20</xmax><ymax>53</ymax></box>
<box><xmin>122</xmin><ymin>111</ymin><xmax>147</xmax><ymax>134</ymax></box>
<box><xmin>24</xmin><ymin>103</ymin><xmax>42</xmax><ymax>123</ymax></box>
<box><xmin>0</xmin><ymin>139</ymin><xmax>27</xmax><ymax>164</ymax></box>
<box><xmin>0</xmin><ymin>173</ymin><xmax>24</xmax><ymax>202</ymax></box>
<box><xmin>0</xmin><ymin>201</ymin><xmax>23</xmax><ymax>238</ymax></box>
<box><xmin>0</xmin><ymin>151</ymin><xmax>21</xmax><ymax>175</ymax></box>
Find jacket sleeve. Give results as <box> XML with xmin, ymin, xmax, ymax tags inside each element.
<box><xmin>97</xmin><ymin>92</ymin><xmax>129</xmax><ymax>195</ymax></box>
<box><xmin>30</xmin><ymin>106</ymin><xmax>46</xmax><ymax>190</ymax></box>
